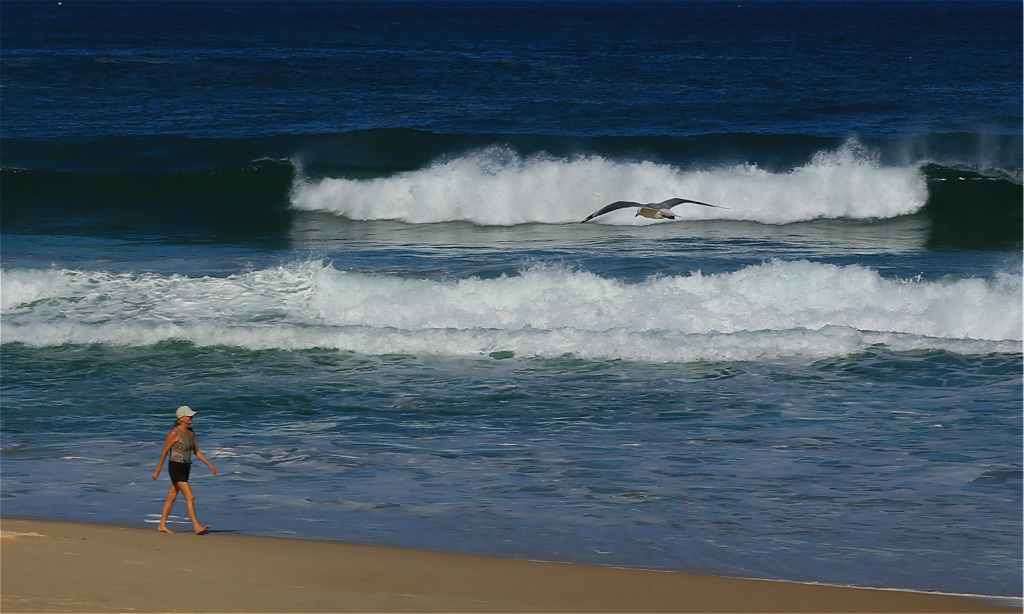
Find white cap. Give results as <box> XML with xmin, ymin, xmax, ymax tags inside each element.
<box><xmin>176</xmin><ymin>405</ymin><xmax>197</xmax><ymax>419</ymax></box>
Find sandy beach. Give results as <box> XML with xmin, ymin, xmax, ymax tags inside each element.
<box><xmin>0</xmin><ymin>518</ymin><xmax>1016</xmax><ymax>613</ymax></box>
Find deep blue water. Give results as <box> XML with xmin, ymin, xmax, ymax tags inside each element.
<box><xmin>2</xmin><ymin>0</ymin><xmax>1021</xmax><ymax>599</ymax></box>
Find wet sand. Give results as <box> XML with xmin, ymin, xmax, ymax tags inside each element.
<box><xmin>1</xmin><ymin>518</ymin><xmax>1017</xmax><ymax>613</ymax></box>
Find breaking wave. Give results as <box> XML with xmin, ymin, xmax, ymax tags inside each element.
<box><xmin>3</xmin><ymin>260</ymin><xmax>1020</xmax><ymax>362</ymax></box>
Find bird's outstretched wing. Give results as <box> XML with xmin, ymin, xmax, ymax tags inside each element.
<box><xmin>658</xmin><ymin>198</ymin><xmax>727</xmax><ymax>210</ymax></box>
<box><xmin>580</xmin><ymin>201</ymin><xmax>642</xmax><ymax>223</ymax></box>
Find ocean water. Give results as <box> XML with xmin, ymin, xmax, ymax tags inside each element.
<box><xmin>1</xmin><ymin>0</ymin><xmax>1021</xmax><ymax>599</ymax></box>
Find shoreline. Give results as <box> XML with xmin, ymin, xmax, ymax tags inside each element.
<box><xmin>2</xmin><ymin>517</ymin><xmax>1018</xmax><ymax>613</ymax></box>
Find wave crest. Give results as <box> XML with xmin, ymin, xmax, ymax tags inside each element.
<box><xmin>3</xmin><ymin>260</ymin><xmax>1019</xmax><ymax>361</ymax></box>
<box><xmin>291</xmin><ymin>141</ymin><xmax>927</xmax><ymax>226</ymax></box>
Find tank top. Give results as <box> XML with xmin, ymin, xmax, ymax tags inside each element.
<box><xmin>169</xmin><ymin>427</ymin><xmax>195</xmax><ymax>464</ymax></box>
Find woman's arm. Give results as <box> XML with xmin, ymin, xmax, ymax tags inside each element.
<box><xmin>152</xmin><ymin>430</ymin><xmax>177</xmax><ymax>480</ymax></box>
<box><xmin>192</xmin><ymin>437</ymin><xmax>218</xmax><ymax>476</ymax></box>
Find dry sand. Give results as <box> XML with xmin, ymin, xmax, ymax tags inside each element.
<box><xmin>1</xmin><ymin>518</ymin><xmax>1017</xmax><ymax>613</ymax></box>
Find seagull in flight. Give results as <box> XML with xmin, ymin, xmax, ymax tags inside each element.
<box><xmin>581</xmin><ymin>198</ymin><xmax>726</xmax><ymax>223</ymax></box>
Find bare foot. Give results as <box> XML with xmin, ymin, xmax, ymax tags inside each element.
<box><xmin>157</xmin><ymin>526</ymin><xmax>174</xmax><ymax>533</ymax></box>
<box><xmin>194</xmin><ymin>525</ymin><xmax>210</xmax><ymax>535</ymax></box>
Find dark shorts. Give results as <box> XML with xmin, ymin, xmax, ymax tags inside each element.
<box><xmin>168</xmin><ymin>461</ymin><xmax>191</xmax><ymax>484</ymax></box>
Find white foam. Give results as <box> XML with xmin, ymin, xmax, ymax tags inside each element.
<box><xmin>2</xmin><ymin>261</ymin><xmax>1019</xmax><ymax>362</ymax></box>
<box><xmin>0</xmin><ymin>530</ymin><xmax>45</xmax><ymax>539</ymax></box>
<box><xmin>290</xmin><ymin>141</ymin><xmax>927</xmax><ymax>225</ymax></box>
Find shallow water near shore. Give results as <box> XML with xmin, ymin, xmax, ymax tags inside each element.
<box><xmin>3</xmin><ymin>334</ymin><xmax>1021</xmax><ymax>595</ymax></box>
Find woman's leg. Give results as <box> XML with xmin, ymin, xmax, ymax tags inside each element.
<box><xmin>176</xmin><ymin>481</ymin><xmax>210</xmax><ymax>534</ymax></box>
<box><xmin>157</xmin><ymin>484</ymin><xmax>178</xmax><ymax>533</ymax></box>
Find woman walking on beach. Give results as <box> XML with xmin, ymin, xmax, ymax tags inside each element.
<box><xmin>152</xmin><ymin>405</ymin><xmax>218</xmax><ymax>534</ymax></box>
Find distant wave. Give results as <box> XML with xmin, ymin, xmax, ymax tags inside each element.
<box><xmin>291</xmin><ymin>141</ymin><xmax>927</xmax><ymax>225</ymax></box>
<box><xmin>3</xmin><ymin>260</ymin><xmax>1020</xmax><ymax>361</ymax></box>
<box><xmin>2</xmin><ymin>132</ymin><xmax>1020</xmax><ymax>246</ymax></box>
